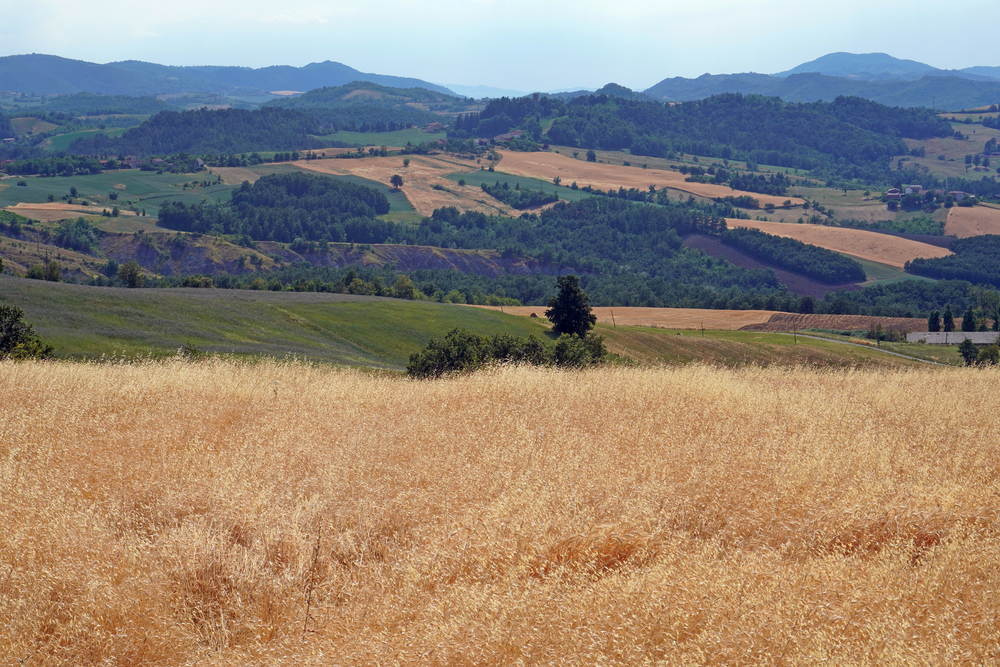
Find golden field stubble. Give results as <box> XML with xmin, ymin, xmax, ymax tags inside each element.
<box><xmin>1</xmin><ymin>358</ymin><xmax>998</xmax><ymax>665</ymax></box>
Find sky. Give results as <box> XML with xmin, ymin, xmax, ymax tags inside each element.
<box><xmin>1</xmin><ymin>0</ymin><xmax>998</xmax><ymax>93</ymax></box>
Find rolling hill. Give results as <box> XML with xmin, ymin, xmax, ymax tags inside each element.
<box><xmin>0</xmin><ymin>54</ymin><xmax>456</xmax><ymax>98</ymax></box>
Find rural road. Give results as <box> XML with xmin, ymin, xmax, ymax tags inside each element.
<box><xmin>774</xmin><ymin>332</ymin><xmax>952</xmax><ymax>366</ymax></box>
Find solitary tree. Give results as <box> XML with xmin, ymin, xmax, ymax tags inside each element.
<box><xmin>545</xmin><ymin>275</ymin><xmax>596</xmax><ymax>337</ymax></box>
<box><xmin>118</xmin><ymin>260</ymin><xmax>144</xmax><ymax>288</ymax></box>
<box><xmin>959</xmin><ymin>338</ymin><xmax>979</xmax><ymax>366</ymax></box>
<box><xmin>928</xmin><ymin>310</ymin><xmax>941</xmax><ymax>332</ymax></box>
<box><xmin>943</xmin><ymin>305</ymin><xmax>955</xmax><ymax>332</ymax></box>
<box><xmin>586</xmin><ymin>150</ymin><xmax>597</xmax><ymax>162</ymax></box>
<box><xmin>390</xmin><ymin>174</ymin><xmax>403</xmax><ymax>190</ymax></box>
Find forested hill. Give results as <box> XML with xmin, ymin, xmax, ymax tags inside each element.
<box><xmin>263</xmin><ymin>81</ymin><xmax>452</xmax><ymax>131</ymax></box>
<box><xmin>546</xmin><ymin>93</ymin><xmax>953</xmax><ymax>180</ymax></box>
<box><xmin>643</xmin><ymin>72</ymin><xmax>1000</xmax><ymax>110</ymax></box>
<box><xmin>68</xmin><ymin>108</ymin><xmax>322</xmax><ymax>156</ymax></box>
<box><xmin>14</xmin><ymin>93</ymin><xmax>174</xmax><ymax>116</ymax></box>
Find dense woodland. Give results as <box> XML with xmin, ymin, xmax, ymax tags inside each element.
<box><xmin>157</xmin><ymin>172</ymin><xmax>390</xmax><ymax>242</ymax></box>
<box><xmin>480</xmin><ymin>181</ymin><xmax>559</xmax><ymax>209</ymax></box>
<box><xmin>263</xmin><ymin>81</ymin><xmax>447</xmax><ymax>132</ymax></box>
<box><xmin>905</xmin><ymin>235</ymin><xmax>1000</xmax><ymax>287</ymax></box>
<box><xmin>546</xmin><ymin>94</ymin><xmax>951</xmax><ymax>182</ymax></box>
<box><xmin>721</xmin><ymin>227</ymin><xmax>867</xmax><ymax>284</ymax></box>
<box><xmin>69</xmin><ymin>108</ymin><xmax>324</xmax><ymax>156</ymax></box>
<box><xmin>0</xmin><ymin>111</ymin><xmax>13</xmax><ymax>138</ymax></box>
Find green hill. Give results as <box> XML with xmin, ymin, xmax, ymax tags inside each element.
<box><xmin>0</xmin><ymin>275</ymin><xmax>548</xmax><ymax>368</ymax></box>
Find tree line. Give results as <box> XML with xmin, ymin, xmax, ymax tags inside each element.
<box><xmin>720</xmin><ymin>227</ymin><xmax>867</xmax><ymax>284</ymax></box>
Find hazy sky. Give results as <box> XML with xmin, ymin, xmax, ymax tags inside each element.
<box><xmin>2</xmin><ymin>0</ymin><xmax>997</xmax><ymax>92</ymax></box>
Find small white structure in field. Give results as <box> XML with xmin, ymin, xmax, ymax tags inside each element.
<box><xmin>907</xmin><ymin>331</ymin><xmax>1000</xmax><ymax>345</ymax></box>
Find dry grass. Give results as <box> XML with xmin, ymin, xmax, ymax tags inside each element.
<box><xmin>727</xmin><ymin>219</ymin><xmax>953</xmax><ymax>268</ymax></box>
<box><xmin>6</xmin><ymin>202</ymin><xmax>136</xmax><ymax>223</ymax></box>
<box><xmin>471</xmin><ymin>305</ymin><xmax>778</xmax><ymax>330</ymax></box>
<box><xmin>945</xmin><ymin>205</ymin><xmax>1000</xmax><ymax>238</ymax></box>
<box><xmin>295</xmin><ymin>155</ymin><xmax>514</xmax><ymax>217</ymax></box>
<box><xmin>3</xmin><ymin>359</ymin><xmax>1000</xmax><ymax>665</ymax></box>
<box><xmin>497</xmin><ymin>151</ymin><xmax>805</xmax><ymax>208</ymax></box>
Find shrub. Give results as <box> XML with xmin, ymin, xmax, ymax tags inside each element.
<box><xmin>0</xmin><ymin>305</ymin><xmax>54</xmax><ymax>359</ymax></box>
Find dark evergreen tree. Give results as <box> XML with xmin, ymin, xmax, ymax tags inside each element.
<box><xmin>927</xmin><ymin>310</ymin><xmax>941</xmax><ymax>332</ymax></box>
<box><xmin>545</xmin><ymin>275</ymin><xmax>597</xmax><ymax>337</ymax></box>
<box><xmin>943</xmin><ymin>305</ymin><xmax>955</xmax><ymax>332</ymax></box>
<box><xmin>962</xmin><ymin>306</ymin><xmax>977</xmax><ymax>332</ymax></box>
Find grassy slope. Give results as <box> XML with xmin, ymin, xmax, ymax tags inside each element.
<box><xmin>44</xmin><ymin>127</ymin><xmax>126</xmax><ymax>152</ymax></box>
<box><xmin>1</xmin><ymin>276</ymin><xmax>923</xmax><ymax>370</ymax></box>
<box><xmin>447</xmin><ymin>169</ymin><xmax>596</xmax><ymax>204</ymax></box>
<box><xmin>598</xmin><ymin>324</ymin><xmax>924</xmax><ymax>368</ymax></box>
<box><xmin>0</xmin><ymin>275</ymin><xmax>549</xmax><ymax>368</ymax></box>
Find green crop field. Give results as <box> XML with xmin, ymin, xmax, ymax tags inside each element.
<box><xmin>0</xmin><ymin>171</ymin><xmax>235</xmax><ymax>216</ymax></box>
<box><xmin>314</xmin><ymin>128</ymin><xmax>429</xmax><ymax>147</ymax></box>
<box><xmin>0</xmin><ymin>276</ymin><xmax>551</xmax><ymax>368</ymax></box>
<box><xmin>43</xmin><ymin>128</ymin><xmax>126</xmax><ymax>152</ymax></box>
<box><xmin>447</xmin><ymin>169</ymin><xmax>597</xmax><ymax>204</ymax></box>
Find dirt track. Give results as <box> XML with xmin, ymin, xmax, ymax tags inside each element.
<box><xmin>726</xmin><ymin>219</ymin><xmax>952</xmax><ymax>268</ymax></box>
<box><xmin>496</xmin><ymin>151</ymin><xmax>805</xmax><ymax>207</ymax></box>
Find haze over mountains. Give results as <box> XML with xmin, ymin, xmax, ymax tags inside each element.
<box><xmin>1</xmin><ymin>52</ymin><xmax>999</xmax><ymax>110</ymax></box>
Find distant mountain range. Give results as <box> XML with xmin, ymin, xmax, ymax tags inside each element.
<box><xmin>642</xmin><ymin>53</ymin><xmax>1000</xmax><ymax>109</ymax></box>
<box><xmin>0</xmin><ymin>54</ymin><xmax>457</xmax><ymax>98</ymax></box>
<box><xmin>1</xmin><ymin>52</ymin><xmax>998</xmax><ymax>111</ymax></box>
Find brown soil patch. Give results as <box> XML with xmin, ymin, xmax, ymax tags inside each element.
<box><xmin>945</xmin><ymin>206</ymin><xmax>1000</xmax><ymax>238</ymax></box>
<box><xmin>682</xmin><ymin>234</ymin><xmax>860</xmax><ymax>298</ymax></box>
<box><xmin>294</xmin><ymin>155</ymin><xmax>516</xmax><ymax>217</ymax></box>
<box><xmin>472</xmin><ymin>305</ymin><xmax>778</xmax><ymax>330</ymax></box>
<box><xmin>7</xmin><ymin>202</ymin><xmax>135</xmax><ymax>222</ymax></box>
<box><xmin>741</xmin><ymin>313</ymin><xmax>926</xmax><ymax>334</ymax></box>
<box><xmin>496</xmin><ymin>151</ymin><xmax>805</xmax><ymax>208</ymax></box>
<box><xmin>726</xmin><ymin>219</ymin><xmax>952</xmax><ymax>268</ymax></box>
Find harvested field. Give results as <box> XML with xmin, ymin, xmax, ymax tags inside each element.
<box><xmin>727</xmin><ymin>219</ymin><xmax>952</xmax><ymax>268</ymax></box>
<box><xmin>945</xmin><ymin>205</ymin><xmax>1000</xmax><ymax>238</ymax></box>
<box><xmin>208</xmin><ymin>166</ymin><xmax>262</xmax><ymax>185</ymax></box>
<box><xmin>683</xmin><ymin>233</ymin><xmax>861</xmax><ymax>297</ymax></box>
<box><xmin>295</xmin><ymin>155</ymin><xmax>515</xmax><ymax>217</ymax></box>
<box><xmin>473</xmin><ymin>305</ymin><xmax>778</xmax><ymax>330</ymax></box>
<box><xmin>741</xmin><ymin>312</ymin><xmax>927</xmax><ymax>333</ymax></box>
<box><xmin>4</xmin><ymin>360</ymin><xmax>1000</xmax><ymax>665</ymax></box>
<box><xmin>497</xmin><ymin>150</ymin><xmax>805</xmax><ymax>208</ymax></box>
<box><xmin>6</xmin><ymin>202</ymin><xmax>135</xmax><ymax>222</ymax></box>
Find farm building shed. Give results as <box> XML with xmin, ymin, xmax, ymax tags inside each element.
<box><xmin>907</xmin><ymin>332</ymin><xmax>1000</xmax><ymax>345</ymax></box>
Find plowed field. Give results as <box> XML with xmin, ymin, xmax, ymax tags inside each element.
<box><xmin>727</xmin><ymin>219</ymin><xmax>952</xmax><ymax>268</ymax></box>
<box><xmin>496</xmin><ymin>151</ymin><xmax>804</xmax><ymax>208</ymax></box>
<box><xmin>475</xmin><ymin>306</ymin><xmax>927</xmax><ymax>334</ymax></box>
<box><xmin>740</xmin><ymin>312</ymin><xmax>926</xmax><ymax>333</ymax></box>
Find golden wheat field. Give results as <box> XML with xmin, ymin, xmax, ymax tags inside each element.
<box><xmin>3</xmin><ymin>359</ymin><xmax>1000</xmax><ymax>665</ymax></box>
<box><xmin>726</xmin><ymin>219</ymin><xmax>953</xmax><ymax>268</ymax></box>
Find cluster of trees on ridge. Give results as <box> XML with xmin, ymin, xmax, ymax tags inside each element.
<box><xmin>480</xmin><ymin>181</ymin><xmax>559</xmax><ymax>209</ymax></box>
<box><xmin>546</xmin><ymin>94</ymin><xmax>951</xmax><ymax>181</ymax></box>
<box><xmin>720</xmin><ymin>227</ymin><xmax>867</xmax><ymax>284</ymax></box>
<box><xmin>157</xmin><ymin>172</ymin><xmax>390</xmax><ymax>243</ymax></box>
<box><xmin>69</xmin><ymin>108</ymin><xmax>324</xmax><ymax>156</ymax></box>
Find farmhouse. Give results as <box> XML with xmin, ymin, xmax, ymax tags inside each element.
<box><xmin>904</xmin><ymin>184</ymin><xmax>923</xmax><ymax>194</ymax></box>
<box><xmin>425</xmin><ymin>122</ymin><xmax>444</xmax><ymax>133</ymax></box>
<box><xmin>906</xmin><ymin>331</ymin><xmax>1000</xmax><ymax>344</ymax></box>
<box><xmin>949</xmin><ymin>191</ymin><xmax>974</xmax><ymax>202</ymax></box>
<box><xmin>885</xmin><ymin>188</ymin><xmax>901</xmax><ymax>200</ymax></box>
